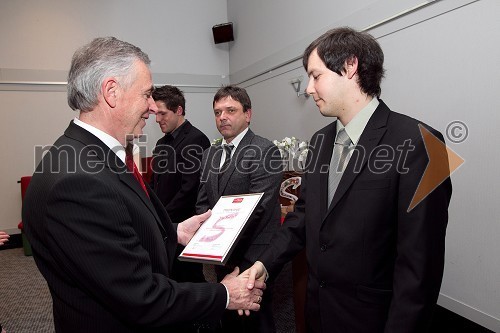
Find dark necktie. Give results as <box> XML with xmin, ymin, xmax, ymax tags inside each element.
<box><xmin>126</xmin><ymin>145</ymin><xmax>149</xmax><ymax>198</ymax></box>
<box><xmin>218</xmin><ymin>144</ymin><xmax>234</xmax><ymax>183</ymax></box>
<box><xmin>328</xmin><ymin>128</ymin><xmax>352</xmax><ymax>205</ymax></box>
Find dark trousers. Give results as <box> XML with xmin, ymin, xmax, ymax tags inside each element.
<box><xmin>172</xmin><ymin>246</ymin><xmax>206</xmax><ymax>283</ymax></box>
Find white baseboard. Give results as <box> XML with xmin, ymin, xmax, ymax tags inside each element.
<box><xmin>438</xmin><ymin>293</ymin><xmax>500</xmax><ymax>332</ymax></box>
<box><xmin>2</xmin><ymin>228</ymin><xmax>21</xmax><ymax>235</ymax></box>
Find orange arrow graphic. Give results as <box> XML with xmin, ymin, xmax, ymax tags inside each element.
<box><xmin>408</xmin><ymin>124</ymin><xmax>465</xmax><ymax>212</ymax></box>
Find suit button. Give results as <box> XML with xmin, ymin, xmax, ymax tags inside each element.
<box><xmin>320</xmin><ymin>244</ymin><xmax>327</xmax><ymax>252</ymax></box>
<box><xmin>163</xmin><ymin>236</ymin><xmax>168</xmax><ymax>242</ymax></box>
<box><xmin>319</xmin><ymin>281</ymin><xmax>326</xmax><ymax>288</ymax></box>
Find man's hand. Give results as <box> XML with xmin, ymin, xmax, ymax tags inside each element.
<box><xmin>241</xmin><ymin>261</ymin><xmax>267</xmax><ymax>289</ymax></box>
<box><xmin>177</xmin><ymin>210</ymin><xmax>211</xmax><ymax>246</ymax></box>
<box><xmin>236</xmin><ymin>261</ymin><xmax>268</xmax><ymax>315</ymax></box>
<box><xmin>221</xmin><ymin>267</ymin><xmax>266</xmax><ymax>316</ymax></box>
<box><xmin>0</xmin><ymin>231</ymin><xmax>9</xmax><ymax>246</ymax></box>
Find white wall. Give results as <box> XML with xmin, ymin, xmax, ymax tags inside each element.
<box><xmin>227</xmin><ymin>0</ymin><xmax>435</xmax><ymax>84</ymax></box>
<box><xmin>228</xmin><ymin>0</ymin><xmax>500</xmax><ymax>331</ymax></box>
<box><xmin>227</xmin><ymin>0</ymin><xmax>376</xmax><ymax>75</ymax></box>
<box><xmin>0</xmin><ymin>0</ymin><xmax>230</xmax><ymax>74</ymax></box>
<box><xmin>375</xmin><ymin>3</ymin><xmax>500</xmax><ymax>330</ymax></box>
<box><xmin>0</xmin><ymin>0</ymin><xmax>229</xmax><ymax>233</ymax></box>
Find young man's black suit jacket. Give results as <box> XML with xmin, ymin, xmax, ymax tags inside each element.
<box><xmin>150</xmin><ymin>120</ymin><xmax>210</xmax><ymax>283</ymax></box>
<box><xmin>260</xmin><ymin>101</ymin><xmax>452</xmax><ymax>333</ymax></box>
<box><xmin>23</xmin><ymin>121</ymin><xmax>226</xmax><ymax>333</ymax></box>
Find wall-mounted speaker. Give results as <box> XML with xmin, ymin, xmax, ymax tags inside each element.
<box><xmin>212</xmin><ymin>22</ymin><xmax>234</xmax><ymax>44</ymax></box>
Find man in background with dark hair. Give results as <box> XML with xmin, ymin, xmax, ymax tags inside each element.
<box><xmin>151</xmin><ymin>85</ymin><xmax>210</xmax><ymax>283</ymax></box>
<box><xmin>196</xmin><ymin>85</ymin><xmax>283</xmax><ymax>333</ymax></box>
<box><xmin>245</xmin><ymin>27</ymin><xmax>452</xmax><ymax>333</ymax></box>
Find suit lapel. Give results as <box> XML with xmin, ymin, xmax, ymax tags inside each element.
<box><xmin>323</xmin><ymin>102</ymin><xmax>390</xmax><ymax>222</ymax></box>
<box><xmin>315</xmin><ymin>122</ymin><xmax>337</xmax><ymax>219</ymax></box>
<box><xmin>65</xmin><ymin>121</ymin><xmax>166</xmax><ymax>236</ymax></box>
<box><xmin>206</xmin><ymin>145</ymin><xmax>223</xmax><ymax>201</ymax></box>
<box><xmin>147</xmin><ymin>186</ymin><xmax>176</xmax><ymax>242</ymax></box>
<box><xmin>152</xmin><ymin>124</ymin><xmax>187</xmax><ymax>186</ymax></box>
<box><xmin>154</xmin><ymin>122</ymin><xmax>189</xmax><ymax>184</ymax></box>
<box><xmin>117</xmin><ymin>172</ymin><xmax>165</xmax><ymax>230</ymax></box>
<box><xmin>218</xmin><ymin>129</ymin><xmax>255</xmax><ymax>195</ymax></box>
<box><xmin>170</xmin><ymin>121</ymin><xmax>191</xmax><ymax>150</ymax></box>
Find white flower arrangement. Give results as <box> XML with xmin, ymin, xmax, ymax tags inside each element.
<box><xmin>273</xmin><ymin>137</ymin><xmax>309</xmax><ymax>171</ymax></box>
<box><xmin>211</xmin><ymin>138</ymin><xmax>223</xmax><ymax>146</ymax></box>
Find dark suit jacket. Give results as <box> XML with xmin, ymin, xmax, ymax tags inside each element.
<box><xmin>260</xmin><ymin>101</ymin><xmax>452</xmax><ymax>333</ymax></box>
<box><xmin>150</xmin><ymin>120</ymin><xmax>210</xmax><ymax>223</ymax></box>
<box><xmin>196</xmin><ymin>128</ymin><xmax>283</xmax><ymax>270</ymax></box>
<box><xmin>150</xmin><ymin>120</ymin><xmax>210</xmax><ymax>283</ymax></box>
<box><xmin>23</xmin><ymin>121</ymin><xmax>226</xmax><ymax>333</ymax></box>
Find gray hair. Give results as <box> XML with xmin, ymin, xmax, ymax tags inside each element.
<box><xmin>67</xmin><ymin>37</ymin><xmax>151</xmax><ymax>112</ymax></box>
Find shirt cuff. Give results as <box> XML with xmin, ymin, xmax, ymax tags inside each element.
<box><xmin>222</xmin><ymin>283</ymin><xmax>230</xmax><ymax>309</ymax></box>
<box><xmin>256</xmin><ymin>261</ymin><xmax>269</xmax><ymax>281</ymax></box>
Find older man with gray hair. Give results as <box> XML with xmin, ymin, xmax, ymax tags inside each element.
<box><xmin>23</xmin><ymin>37</ymin><xmax>265</xmax><ymax>333</ymax></box>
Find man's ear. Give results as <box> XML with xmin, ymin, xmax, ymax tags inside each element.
<box><xmin>345</xmin><ymin>56</ymin><xmax>359</xmax><ymax>79</ymax></box>
<box><xmin>102</xmin><ymin>78</ymin><xmax>119</xmax><ymax>108</ymax></box>
<box><xmin>245</xmin><ymin>108</ymin><xmax>252</xmax><ymax>124</ymax></box>
<box><xmin>176</xmin><ymin>105</ymin><xmax>184</xmax><ymax>116</ymax></box>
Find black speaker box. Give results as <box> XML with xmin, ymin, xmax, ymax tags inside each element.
<box><xmin>212</xmin><ymin>22</ymin><xmax>234</xmax><ymax>44</ymax></box>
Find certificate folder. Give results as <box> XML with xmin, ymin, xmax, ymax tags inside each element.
<box><xmin>179</xmin><ymin>193</ymin><xmax>264</xmax><ymax>265</ymax></box>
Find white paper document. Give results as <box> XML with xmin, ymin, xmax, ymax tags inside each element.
<box><xmin>179</xmin><ymin>193</ymin><xmax>264</xmax><ymax>265</ymax></box>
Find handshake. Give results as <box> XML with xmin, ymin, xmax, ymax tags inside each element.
<box><xmin>178</xmin><ymin>212</ymin><xmax>269</xmax><ymax>315</ymax></box>
<box><xmin>220</xmin><ymin>262</ymin><xmax>268</xmax><ymax>316</ymax></box>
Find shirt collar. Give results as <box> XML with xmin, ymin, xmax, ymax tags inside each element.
<box><xmin>169</xmin><ymin>119</ymin><xmax>187</xmax><ymax>140</ymax></box>
<box><xmin>73</xmin><ymin>117</ymin><xmax>126</xmax><ymax>163</ymax></box>
<box><xmin>337</xmin><ymin>97</ymin><xmax>379</xmax><ymax>145</ymax></box>
<box><xmin>222</xmin><ymin>127</ymin><xmax>249</xmax><ymax>150</ymax></box>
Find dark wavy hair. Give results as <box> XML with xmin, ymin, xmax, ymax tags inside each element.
<box><xmin>213</xmin><ymin>85</ymin><xmax>251</xmax><ymax>112</ymax></box>
<box><xmin>152</xmin><ymin>85</ymin><xmax>186</xmax><ymax>115</ymax></box>
<box><xmin>303</xmin><ymin>27</ymin><xmax>385</xmax><ymax>97</ymax></box>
